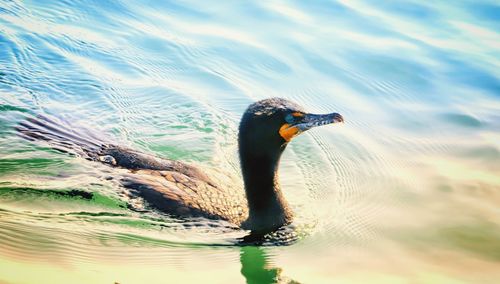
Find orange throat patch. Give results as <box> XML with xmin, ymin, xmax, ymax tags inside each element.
<box><xmin>279</xmin><ymin>124</ymin><xmax>300</xmax><ymax>142</ymax></box>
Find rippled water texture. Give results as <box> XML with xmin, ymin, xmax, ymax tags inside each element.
<box><xmin>1</xmin><ymin>0</ymin><xmax>500</xmax><ymax>283</ymax></box>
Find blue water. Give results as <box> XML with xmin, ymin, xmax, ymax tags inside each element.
<box><xmin>1</xmin><ymin>1</ymin><xmax>500</xmax><ymax>283</ymax></box>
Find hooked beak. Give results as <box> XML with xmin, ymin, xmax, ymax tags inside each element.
<box><xmin>279</xmin><ymin>112</ymin><xmax>344</xmax><ymax>142</ymax></box>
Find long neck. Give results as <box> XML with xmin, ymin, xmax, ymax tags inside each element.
<box><xmin>239</xmin><ymin>143</ymin><xmax>293</xmax><ymax>233</ymax></box>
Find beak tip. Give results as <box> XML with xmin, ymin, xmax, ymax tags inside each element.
<box><xmin>333</xmin><ymin>113</ymin><xmax>344</xmax><ymax>124</ymax></box>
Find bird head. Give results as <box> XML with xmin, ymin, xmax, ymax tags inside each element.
<box><xmin>238</xmin><ymin>98</ymin><xmax>344</xmax><ymax>159</ymax></box>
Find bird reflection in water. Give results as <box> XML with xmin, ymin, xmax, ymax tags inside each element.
<box><xmin>240</xmin><ymin>246</ymin><xmax>300</xmax><ymax>284</ymax></box>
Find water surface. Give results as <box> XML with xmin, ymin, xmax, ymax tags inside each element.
<box><xmin>1</xmin><ymin>0</ymin><xmax>500</xmax><ymax>283</ymax></box>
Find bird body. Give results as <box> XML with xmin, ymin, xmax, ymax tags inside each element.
<box><xmin>16</xmin><ymin>98</ymin><xmax>343</xmax><ymax>235</ymax></box>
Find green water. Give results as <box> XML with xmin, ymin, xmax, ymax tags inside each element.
<box><xmin>1</xmin><ymin>0</ymin><xmax>500</xmax><ymax>283</ymax></box>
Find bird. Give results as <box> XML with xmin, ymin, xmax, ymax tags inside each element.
<box><xmin>16</xmin><ymin>98</ymin><xmax>344</xmax><ymax>236</ymax></box>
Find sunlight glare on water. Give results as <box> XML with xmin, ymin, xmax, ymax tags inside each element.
<box><xmin>1</xmin><ymin>0</ymin><xmax>500</xmax><ymax>283</ymax></box>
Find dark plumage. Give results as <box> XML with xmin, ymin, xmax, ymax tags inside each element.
<box><xmin>16</xmin><ymin>98</ymin><xmax>343</xmax><ymax>235</ymax></box>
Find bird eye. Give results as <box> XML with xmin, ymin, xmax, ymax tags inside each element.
<box><xmin>285</xmin><ymin>114</ymin><xmax>295</xmax><ymax>124</ymax></box>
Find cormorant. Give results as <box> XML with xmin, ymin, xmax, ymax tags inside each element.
<box><xmin>16</xmin><ymin>98</ymin><xmax>344</xmax><ymax>235</ymax></box>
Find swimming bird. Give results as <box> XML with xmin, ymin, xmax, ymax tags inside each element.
<box><xmin>16</xmin><ymin>98</ymin><xmax>343</xmax><ymax>235</ymax></box>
